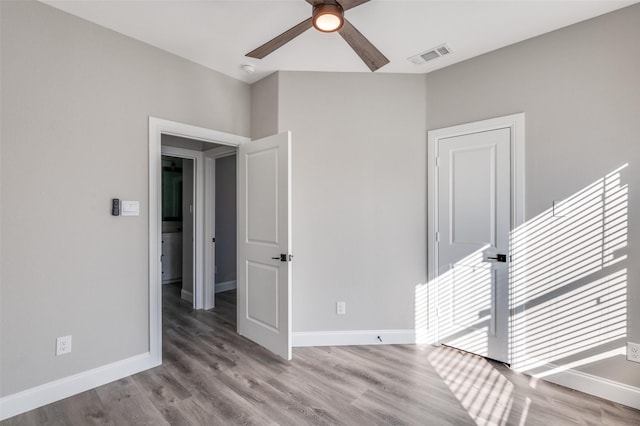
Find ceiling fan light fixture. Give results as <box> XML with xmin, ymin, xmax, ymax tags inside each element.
<box><xmin>313</xmin><ymin>2</ymin><xmax>344</xmax><ymax>33</ymax></box>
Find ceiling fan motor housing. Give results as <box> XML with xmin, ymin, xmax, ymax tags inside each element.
<box><xmin>313</xmin><ymin>1</ymin><xmax>344</xmax><ymax>32</ymax></box>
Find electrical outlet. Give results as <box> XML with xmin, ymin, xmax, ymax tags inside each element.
<box><xmin>628</xmin><ymin>342</ymin><xmax>640</xmax><ymax>363</ymax></box>
<box><xmin>56</xmin><ymin>335</ymin><xmax>72</xmax><ymax>356</ymax></box>
<box><xmin>336</xmin><ymin>301</ymin><xmax>346</xmax><ymax>315</ymax></box>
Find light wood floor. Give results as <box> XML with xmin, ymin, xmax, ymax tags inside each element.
<box><xmin>3</xmin><ymin>285</ymin><xmax>639</xmax><ymax>425</ymax></box>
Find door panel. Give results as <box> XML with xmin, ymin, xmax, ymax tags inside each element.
<box><xmin>246</xmin><ymin>261</ymin><xmax>279</xmax><ymax>330</ymax></box>
<box><xmin>451</xmin><ymin>146</ymin><xmax>495</xmax><ymax>245</ymax></box>
<box><xmin>437</xmin><ymin>128</ymin><xmax>510</xmax><ymax>363</ymax></box>
<box><xmin>247</xmin><ymin>148</ymin><xmax>279</xmax><ymax>244</ymax></box>
<box><xmin>238</xmin><ymin>132</ymin><xmax>292</xmax><ymax>360</ymax></box>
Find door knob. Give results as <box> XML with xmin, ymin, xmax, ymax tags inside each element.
<box><xmin>272</xmin><ymin>254</ymin><xmax>293</xmax><ymax>262</ymax></box>
<box><xmin>487</xmin><ymin>254</ymin><xmax>507</xmax><ymax>262</ymax></box>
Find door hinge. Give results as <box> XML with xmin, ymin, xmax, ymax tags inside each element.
<box><xmin>212</xmin><ymin>237</ymin><xmax>216</xmax><ymax>243</ymax></box>
<box><xmin>436</xmin><ymin>157</ymin><xmax>440</xmax><ymax>167</ymax></box>
<box><xmin>435</xmin><ymin>231</ymin><xmax>440</xmax><ymax>243</ymax></box>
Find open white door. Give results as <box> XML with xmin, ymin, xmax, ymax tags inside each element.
<box><xmin>237</xmin><ymin>132</ymin><xmax>292</xmax><ymax>360</ymax></box>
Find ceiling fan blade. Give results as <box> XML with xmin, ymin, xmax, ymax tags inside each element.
<box><xmin>338</xmin><ymin>18</ymin><xmax>389</xmax><ymax>72</ymax></box>
<box><xmin>246</xmin><ymin>17</ymin><xmax>313</xmax><ymax>59</ymax></box>
<box><xmin>306</xmin><ymin>0</ymin><xmax>370</xmax><ymax>12</ymax></box>
<box><xmin>337</xmin><ymin>0</ymin><xmax>370</xmax><ymax>11</ymax></box>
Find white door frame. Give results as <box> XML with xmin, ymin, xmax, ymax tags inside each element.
<box><xmin>427</xmin><ymin>113</ymin><xmax>525</xmax><ymax>361</ymax></box>
<box><xmin>149</xmin><ymin>117</ymin><xmax>249</xmax><ymax>365</ymax></box>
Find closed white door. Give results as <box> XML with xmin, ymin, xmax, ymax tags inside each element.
<box><xmin>435</xmin><ymin>128</ymin><xmax>511</xmax><ymax>363</ymax></box>
<box><xmin>237</xmin><ymin>132</ymin><xmax>292</xmax><ymax>360</ymax></box>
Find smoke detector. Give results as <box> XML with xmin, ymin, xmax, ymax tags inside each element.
<box><xmin>241</xmin><ymin>63</ymin><xmax>255</xmax><ymax>74</ymax></box>
<box><xmin>408</xmin><ymin>44</ymin><xmax>452</xmax><ymax>65</ymax></box>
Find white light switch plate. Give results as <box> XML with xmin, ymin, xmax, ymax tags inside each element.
<box><xmin>121</xmin><ymin>200</ymin><xmax>139</xmax><ymax>216</ymax></box>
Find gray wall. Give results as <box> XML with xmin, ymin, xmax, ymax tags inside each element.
<box><xmin>425</xmin><ymin>4</ymin><xmax>640</xmax><ymax>387</ymax></box>
<box><xmin>250</xmin><ymin>72</ymin><xmax>279</xmax><ymax>140</ymax></box>
<box><xmin>271</xmin><ymin>72</ymin><xmax>427</xmax><ymax>332</ymax></box>
<box><xmin>215</xmin><ymin>155</ymin><xmax>237</xmax><ymax>284</ymax></box>
<box><xmin>0</xmin><ymin>0</ymin><xmax>249</xmax><ymax>396</ymax></box>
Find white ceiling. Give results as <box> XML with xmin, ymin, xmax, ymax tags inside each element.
<box><xmin>41</xmin><ymin>0</ymin><xmax>637</xmax><ymax>84</ymax></box>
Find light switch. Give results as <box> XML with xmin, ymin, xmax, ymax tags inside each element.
<box><xmin>121</xmin><ymin>200</ymin><xmax>140</xmax><ymax>216</ymax></box>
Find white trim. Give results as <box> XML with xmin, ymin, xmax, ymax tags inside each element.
<box><xmin>533</xmin><ymin>363</ymin><xmax>640</xmax><ymax>410</ymax></box>
<box><xmin>203</xmin><ymin>155</ymin><xmax>216</xmax><ymax>310</ymax></box>
<box><xmin>427</xmin><ymin>113</ymin><xmax>525</xmax><ymax>361</ymax></box>
<box><xmin>205</xmin><ymin>145</ymin><xmax>237</xmax><ymax>159</ymax></box>
<box><xmin>215</xmin><ymin>280</ymin><xmax>237</xmax><ymax>293</ymax></box>
<box><xmin>292</xmin><ymin>330</ymin><xmax>416</xmax><ymax>347</ymax></box>
<box><xmin>152</xmin><ymin>118</ymin><xmax>249</xmax><ymax>146</ymax></box>
<box><xmin>181</xmin><ymin>289</ymin><xmax>193</xmax><ymax>303</ymax></box>
<box><xmin>0</xmin><ymin>353</ymin><xmax>155</xmax><ymax>421</ymax></box>
<box><xmin>149</xmin><ymin>117</ymin><xmax>249</xmax><ymax>368</ymax></box>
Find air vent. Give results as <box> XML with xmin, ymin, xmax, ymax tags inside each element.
<box><xmin>408</xmin><ymin>44</ymin><xmax>452</xmax><ymax>65</ymax></box>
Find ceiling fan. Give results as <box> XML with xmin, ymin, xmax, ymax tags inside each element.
<box><xmin>246</xmin><ymin>0</ymin><xmax>389</xmax><ymax>72</ymax></box>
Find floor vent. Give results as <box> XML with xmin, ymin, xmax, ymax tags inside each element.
<box><xmin>408</xmin><ymin>44</ymin><xmax>452</xmax><ymax>65</ymax></box>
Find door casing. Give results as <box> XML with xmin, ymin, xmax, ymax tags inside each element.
<box><xmin>148</xmin><ymin>117</ymin><xmax>249</xmax><ymax>366</ymax></box>
<box><xmin>427</xmin><ymin>113</ymin><xmax>525</xmax><ymax>364</ymax></box>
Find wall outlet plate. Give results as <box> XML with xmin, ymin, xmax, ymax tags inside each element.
<box><xmin>336</xmin><ymin>301</ymin><xmax>346</xmax><ymax>315</ymax></box>
<box><xmin>56</xmin><ymin>335</ymin><xmax>72</xmax><ymax>356</ymax></box>
<box><xmin>627</xmin><ymin>342</ymin><xmax>640</xmax><ymax>363</ymax></box>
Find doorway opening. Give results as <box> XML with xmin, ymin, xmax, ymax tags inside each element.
<box><xmin>150</xmin><ymin>118</ymin><xmax>293</xmax><ymax>363</ymax></box>
<box><xmin>149</xmin><ymin>117</ymin><xmax>248</xmax><ymax>366</ymax></box>
<box><xmin>161</xmin><ymin>155</ymin><xmax>195</xmax><ymax>304</ymax></box>
<box><xmin>211</xmin><ymin>152</ymin><xmax>238</xmax><ymax>326</ymax></box>
<box><xmin>160</xmin><ymin>138</ymin><xmax>238</xmax><ymax>349</ymax></box>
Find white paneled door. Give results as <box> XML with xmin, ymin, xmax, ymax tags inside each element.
<box><xmin>237</xmin><ymin>132</ymin><xmax>292</xmax><ymax>360</ymax></box>
<box><xmin>435</xmin><ymin>128</ymin><xmax>511</xmax><ymax>363</ymax></box>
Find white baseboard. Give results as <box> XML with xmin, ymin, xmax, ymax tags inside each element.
<box><xmin>215</xmin><ymin>280</ymin><xmax>237</xmax><ymax>293</ymax></box>
<box><xmin>181</xmin><ymin>289</ymin><xmax>193</xmax><ymax>303</ymax></box>
<box><xmin>292</xmin><ymin>329</ymin><xmax>415</xmax><ymax>347</ymax></box>
<box><xmin>0</xmin><ymin>352</ymin><xmax>157</xmax><ymax>421</ymax></box>
<box><xmin>534</xmin><ymin>363</ymin><xmax>640</xmax><ymax>410</ymax></box>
